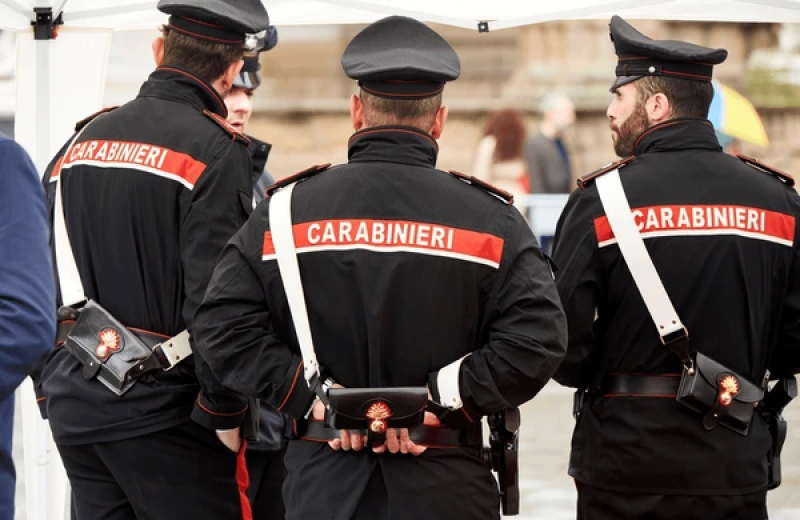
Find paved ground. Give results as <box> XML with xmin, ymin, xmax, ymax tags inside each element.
<box><xmin>12</xmin><ymin>382</ymin><xmax>800</xmax><ymax>519</ymax></box>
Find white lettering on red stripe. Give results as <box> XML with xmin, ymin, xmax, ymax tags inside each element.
<box><xmin>50</xmin><ymin>140</ymin><xmax>207</xmax><ymax>190</ymax></box>
<box><xmin>263</xmin><ymin>219</ymin><xmax>503</xmax><ymax>268</ymax></box>
<box><xmin>594</xmin><ymin>204</ymin><xmax>795</xmax><ymax>247</ymax></box>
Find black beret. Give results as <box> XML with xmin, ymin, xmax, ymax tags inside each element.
<box><xmin>342</xmin><ymin>16</ymin><xmax>460</xmax><ymax>99</ymax></box>
<box><xmin>609</xmin><ymin>15</ymin><xmax>728</xmax><ymax>92</ymax></box>
<box><xmin>158</xmin><ymin>0</ymin><xmax>270</xmax><ymax>50</ymax></box>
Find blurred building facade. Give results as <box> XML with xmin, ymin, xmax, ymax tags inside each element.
<box><xmin>247</xmin><ymin>20</ymin><xmax>797</xmax><ymax>183</ymax></box>
<box><xmin>1</xmin><ymin>21</ymin><xmax>798</xmax><ymax>182</ymax></box>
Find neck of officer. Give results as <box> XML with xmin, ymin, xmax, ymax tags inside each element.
<box><xmin>361</xmin><ymin>122</ymin><xmax>433</xmax><ymax>134</ymax></box>
<box><xmin>211</xmin><ymin>79</ymin><xmax>231</xmax><ymax>100</ymax></box>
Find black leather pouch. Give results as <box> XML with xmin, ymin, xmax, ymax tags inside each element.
<box><xmin>676</xmin><ymin>352</ymin><xmax>764</xmax><ymax>436</ymax></box>
<box><xmin>325</xmin><ymin>387</ymin><xmax>428</xmax><ymax>444</ymax></box>
<box><xmin>60</xmin><ymin>300</ymin><xmax>155</xmax><ymax>396</ymax></box>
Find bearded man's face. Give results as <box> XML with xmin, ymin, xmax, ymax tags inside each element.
<box><xmin>607</xmin><ymin>82</ymin><xmax>651</xmax><ymax>158</ymax></box>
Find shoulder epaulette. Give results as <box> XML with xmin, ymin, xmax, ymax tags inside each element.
<box><xmin>74</xmin><ymin>106</ymin><xmax>119</xmax><ymax>132</ymax></box>
<box><xmin>266</xmin><ymin>163</ymin><xmax>332</xmax><ymax>197</ymax></box>
<box><xmin>737</xmin><ymin>154</ymin><xmax>795</xmax><ymax>188</ymax></box>
<box><xmin>448</xmin><ymin>170</ymin><xmax>514</xmax><ymax>205</ymax></box>
<box><xmin>577</xmin><ymin>156</ymin><xmax>635</xmax><ymax>189</ymax></box>
<box><xmin>202</xmin><ymin>110</ymin><xmax>251</xmax><ymax>145</ymax></box>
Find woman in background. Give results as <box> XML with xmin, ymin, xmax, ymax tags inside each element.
<box><xmin>472</xmin><ymin>109</ymin><xmax>530</xmax><ymax>200</ymax></box>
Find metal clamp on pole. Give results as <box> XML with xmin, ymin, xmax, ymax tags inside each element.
<box><xmin>32</xmin><ymin>7</ymin><xmax>63</xmax><ymax>40</ymax></box>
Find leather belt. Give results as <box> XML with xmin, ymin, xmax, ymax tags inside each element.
<box><xmin>602</xmin><ymin>373</ymin><xmax>681</xmax><ymax>398</ymax></box>
<box><xmin>297</xmin><ymin>420</ymin><xmax>478</xmax><ymax>449</ymax></box>
<box><xmin>56</xmin><ymin>320</ymin><xmax>176</xmax><ymax>372</ymax></box>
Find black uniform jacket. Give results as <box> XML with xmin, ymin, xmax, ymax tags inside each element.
<box><xmin>193</xmin><ymin>126</ymin><xmax>567</xmax><ymax>516</ymax></box>
<box><xmin>552</xmin><ymin>117</ymin><xmax>800</xmax><ymax>495</ymax></box>
<box><xmin>246</xmin><ymin>134</ymin><xmax>288</xmax><ymax>451</ymax></box>
<box><xmin>36</xmin><ymin>67</ymin><xmax>253</xmax><ymax>445</ymax></box>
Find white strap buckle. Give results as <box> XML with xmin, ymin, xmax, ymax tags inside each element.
<box><xmin>156</xmin><ymin>330</ymin><xmax>192</xmax><ymax>370</ymax></box>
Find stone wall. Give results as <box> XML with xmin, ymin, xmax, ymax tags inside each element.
<box><xmin>252</xmin><ymin>20</ymin><xmax>800</xmax><ymax>183</ymax></box>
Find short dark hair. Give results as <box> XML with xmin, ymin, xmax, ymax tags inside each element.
<box><xmin>160</xmin><ymin>26</ymin><xmax>244</xmax><ymax>84</ymax></box>
<box><xmin>635</xmin><ymin>76</ymin><xmax>714</xmax><ymax>118</ymax></box>
<box><xmin>359</xmin><ymin>90</ymin><xmax>442</xmax><ymax>131</ymax></box>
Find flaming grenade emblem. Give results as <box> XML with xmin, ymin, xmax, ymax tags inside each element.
<box><xmin>365</xmin><ymin>402</ymin><xmax>393</xmax><ymax>434</ymax></box>
<box><xmin>718</xmin><ymin>375</ymin><xmax>740</xmax><ymax>406</ymax></box>
<box><xmin>96</xmin><ymin>328</ymin><xmax>122</xmax><ymax>361</ymax></box>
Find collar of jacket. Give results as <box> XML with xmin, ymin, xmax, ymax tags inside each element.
<box><xmin>248</xmin><ymin>134</ymin><xmax>272</xmax><ymax>176</ymax></box>
<box><xmin>138</xmin><ymin>66</ymin><xmax>228</xmax><ymax>118</ymax></box>
<box><xmin>347</xmin><ymin>125</ymin><xmax>439</xmax><ymax>168</ymax></box>
<box><xmin>634</xmin><ymin>117</ymin><xmax>721</xmax><ymax>156</ymax></box>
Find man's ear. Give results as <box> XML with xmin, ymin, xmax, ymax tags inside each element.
<box><xmin>220</xmin><ymin>59</ymin><xmax>245</xmax><ymax>93</ymax></box>
<box><xmin>152</xmin><ymin>36</ymin><xmax>165</xmax><ymax>66</ymax></box>
<box><xmin>350</xmin><ymin>94</ymin><xmax>365</xmax><ymax>131</ymax></box>
<box><xmin>647</xmin><ymin>92</ymin><xmax>671</xmax><ymax>125</ymax></box>
<box><xmin>430</xmin><ymin>106</ymin><xmax>449</xmax><ymax>140</ymax></box>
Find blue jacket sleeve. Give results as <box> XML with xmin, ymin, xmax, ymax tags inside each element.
<box><xmin>0</xmin><ymin>138</ymin><xmax>57</xmax><ymax>403</ymax></box>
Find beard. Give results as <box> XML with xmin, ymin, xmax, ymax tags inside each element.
<box><xmin>611</xmin><ymin>102</ymin><xmax>650</xmax><ymax>158</ymax></box>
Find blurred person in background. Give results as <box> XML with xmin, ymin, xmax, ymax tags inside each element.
<box><xmin>0</xmin><ymin>135</ymin><xmax>55</xmax><ymax>520</ymax></box>
<box><xmin>225</xmin><ymin>24</ymin><xmax>290</xmax><ymax>520</ymax></box>
<box><xmin>472</xmin><ymin>108</ymin><xmax>530</xmax><ymax>200</ymax></box>
<box><xmin>524</xmin><ymin>92</ymin><xmax>575</xmax><ymax>193</ymax></box>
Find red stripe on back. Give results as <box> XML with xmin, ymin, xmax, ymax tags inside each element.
<box><xmin>61</xmin><ymin>140</ymin><xmax>207</xmax><ymax>187</ymax></box>
<box><xmin>263</xmin><ymin>219</ymin><xmax>504</xmax><ymax>265</ymax></box>
<box><xmin>594</xmin><ymin>204</ymin><xmax>795</xmax><ymax>244</ymax></box>
<box><xmin>50</xmin><ymin>155</ymin><xmax>65</xmax><ymax>180</ymax></box>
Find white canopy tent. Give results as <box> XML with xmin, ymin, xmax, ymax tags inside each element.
<box><xmin>2</xmin><ymin>1</ymin><xmax>799</xmax><ymax>519</ymax></box>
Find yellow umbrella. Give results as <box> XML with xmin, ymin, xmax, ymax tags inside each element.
<box><xmin>708</xmin><ymin>80</ymin><xmax>769</xmax><ymax>147</ymax></box>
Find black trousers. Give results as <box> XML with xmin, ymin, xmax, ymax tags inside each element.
<box><xmin>59</xmin><ymin>421</ymin><xmax>250</xmax><ymax>520</ymax></box>
<box><xmin>283</xmin><ymin>441</ymin><xmax>499</xmax><ymax>520</ymax></box>
<box><xmin>576</xmin><ymin>481</ymin><xmax>769</xmax><ymax>520</ymax></box>
<box><xmin>245</xmin><ymin>447</ymin><xmax>287</xmax><ymax>520</ymax></box>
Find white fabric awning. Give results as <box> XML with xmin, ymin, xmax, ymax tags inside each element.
<box><xmin>3</xmin><ymin>0</ymin><xmax>800</xmax><ymax>32</ymax></box>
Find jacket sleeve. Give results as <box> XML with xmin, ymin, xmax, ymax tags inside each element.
<box><xmin>182</xmin><ymin>142</ymin><xmax>253</xmax><ymax>430</ymax></box>
<box><xmin>192</xmin><ymin>216</ymin><xmax>316</xmax><ymax>420</ymax></box>
<box><xmin>550</xmin><ymin>187</ymin><xmax>602</xmax><ymax>388</ymax></box>
<box><xmin>0</xmin><ymin>139</ymin><xmax>57</xmax><ymax>403</ymax></box>
<box><xmin>427</xmin><ymin>209</ymin><xmax>567</xmax><ymax>419</ymax></box>
<box><xmin>771</xmin><ymin>194</ymin><xmax>800</xmax><ymax>377</ymax></box>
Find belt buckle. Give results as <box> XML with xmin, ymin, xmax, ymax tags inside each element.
<box><xmin>154</xmin><ymin>330</ymin><xmax>192</xmax><ymax>371</ymax></box>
